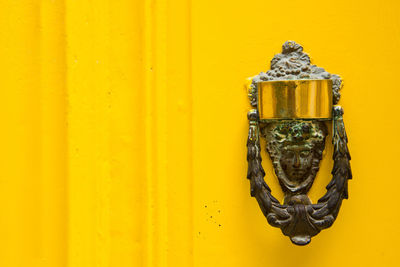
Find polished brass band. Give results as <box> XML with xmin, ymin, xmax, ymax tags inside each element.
<box><xmin>257</xmin><ymin>79</ymin><xmax>333</xmax><ymax>120</ymax></box>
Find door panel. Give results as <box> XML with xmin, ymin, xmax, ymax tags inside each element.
<box><xmin>1</xmin><ymin>0</ymin><xmax>400</xmax><ymax>266</ymax></box>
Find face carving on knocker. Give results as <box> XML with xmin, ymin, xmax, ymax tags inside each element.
<box><xmin>280</xmin><ymin>146</ymin><xmax>313</xmax><ymax>182</ymax></box>
<box><xmin>263</xmin><ymin>120</ymin><xmax>327</xmax><ymax>203</ymax></box>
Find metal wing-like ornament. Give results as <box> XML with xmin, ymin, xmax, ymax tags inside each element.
<box><xmin>246</xmin><ymin>41</ymin><xmax>352</xmax><ymax>245</ymax></box>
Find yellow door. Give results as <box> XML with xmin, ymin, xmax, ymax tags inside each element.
<box><xmin>1</xmin><ymin>0</ymin><xmax>400</xmax><ymax>266</ymax></box>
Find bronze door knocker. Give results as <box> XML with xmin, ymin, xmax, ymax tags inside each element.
<box><xmin>246</xmin><ymin>41</ymin><xmax>352</xmax><ymax>245</ymax></box>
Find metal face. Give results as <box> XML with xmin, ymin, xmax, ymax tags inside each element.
<box><xmin>263</xmin><ymin>120</ymin><xmax>327</xmax><ymax>205</ymax></box>
<box><xmin>258</xmin><ymin>80</ymin><xmax>332</xmax><ymax>120</ymax></box>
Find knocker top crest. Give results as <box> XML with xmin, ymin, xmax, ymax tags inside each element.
<box><xmin>248</xmin><ymin>40</ymin><xmax>342</xmax><ymax>107</ymax></box>
<box><xmin>246</xmin><ymin>41</ymin><xmax>352</xmax><ymax>245</ymax></box>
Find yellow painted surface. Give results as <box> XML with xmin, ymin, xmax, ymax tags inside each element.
<box><xmin>1</xmin><ymin>0</ymin><xmax>400</xmax><ymax>266</ymax></box>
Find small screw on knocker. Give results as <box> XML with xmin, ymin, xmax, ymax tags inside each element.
<box><xmin>246</xmin><ymin>41</ymin><xmax>352</xmax><ymax>245</ymax></box>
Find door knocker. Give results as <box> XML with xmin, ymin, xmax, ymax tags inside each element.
<box><xmin>246</xmin><ymin>41</ymin><xmax>352</xmax><ymax>245</ymax></box>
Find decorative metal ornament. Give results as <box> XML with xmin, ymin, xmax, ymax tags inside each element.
<box><xmin>246</xmin><ymin>41</ymin><xmax>352</xmax><ymax>245</ymax></box>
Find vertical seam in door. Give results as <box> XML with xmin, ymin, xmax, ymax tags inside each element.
<box><xmin>144</xmin><ymin>0</ymin><xmax>156</xmax><ymax>266</ymax></box>
<box><xmin>188</xmin><ymin>0</ymin><xmax>194</xmax><ymax>265</ymax></box>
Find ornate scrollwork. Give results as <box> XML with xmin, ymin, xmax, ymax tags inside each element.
<box><xmin>246</xmin><ymin>41</ymin><xmax>352</xmax><ymax>245</ymax></box>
